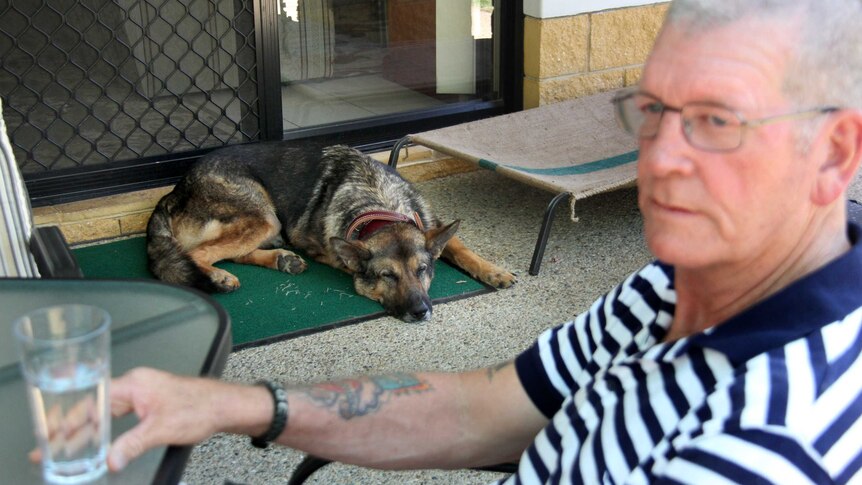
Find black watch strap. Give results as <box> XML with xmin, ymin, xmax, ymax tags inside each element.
<box><xmin>251</xmin><ymin>380</ymin><xmax>288</xmax><ymax>449</ymax></box>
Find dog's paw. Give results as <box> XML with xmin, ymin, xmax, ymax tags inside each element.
<box><xmin>209</xmin><ymin>268</ymin><xmax>240</xmax><ymax>292</ymax></box>
<box><xmin>277</xmin><ymin>251</ymin><xmax>307</xmax><ymax>274</ymax></box>
<box><xmin>481</xmin><ymin>268</ymin><xmax>517</xmax><ymax>289</ymax></box>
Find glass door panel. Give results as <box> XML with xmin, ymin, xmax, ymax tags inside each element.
<box><xmin>278</xmin><ymin>0</ymin><xmax>497</xmax><ymax>129</ymax></box>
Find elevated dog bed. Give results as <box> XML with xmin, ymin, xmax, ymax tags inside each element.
<box><xmin>389</xmin><ymin>89</ymin><xmax>638</xmax><ymax>275</ymax></box>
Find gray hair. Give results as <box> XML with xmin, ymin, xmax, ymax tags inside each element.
<box><xmin>664</xmin><ymin>0</ymin><xmax>862</xmax><ymax>110</ymax></box>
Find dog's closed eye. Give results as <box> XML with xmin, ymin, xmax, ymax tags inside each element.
<box><xmin>379</xmin><ymin>270</ymin><xmax>398</xmax><ymax>281</ymax></box>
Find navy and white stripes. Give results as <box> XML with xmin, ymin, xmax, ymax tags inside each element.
<box><xmin>505</xmin><ymin>229</ymin><xmax>862</xmax><ymax>484</ymax></box>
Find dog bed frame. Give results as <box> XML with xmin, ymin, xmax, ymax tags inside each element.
<box><xmin>388</xmin><ymin>89</ymin><xmax>638</xmax><ymax>275</ymax></box>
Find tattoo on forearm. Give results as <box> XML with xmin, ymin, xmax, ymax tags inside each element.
<box><xmin>300</xmin><ymin>373</ymin><xmax>432</xmax><ymax>420</ymax></box>
<box><xmin>486</xmin><ymin>361</ymin><xmax>510</xmax><ymax>382</ymax></box>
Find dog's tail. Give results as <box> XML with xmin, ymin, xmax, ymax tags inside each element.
<box><xmin>146</xmin><ymin>191</ymin><xmax>221</xmax><ymax>292</ymax></box>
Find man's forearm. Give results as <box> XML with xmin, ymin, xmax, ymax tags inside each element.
<box><xmin>106</xmin><ymin>364</ymin><xmax>544</xmax><ymax>473</ymax></box>
<box><xmin>282</xmin><ymin>364</ymin><xmax>543</xmax><ymax>469</ymax></box>
<box><xmin>275</xmin><ymin>371</ymin><xmax>472</xmax><ymax>469</ymax></box>
<box><xmin>211</xmin><ymin>371</ymin><xmax>469</xmax><ymax>468</ymax></box>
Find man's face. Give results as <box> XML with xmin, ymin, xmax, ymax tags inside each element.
<box><xmin>637</xmin><ymin>18</ymin><xmax>816</xmax><ymax>270</ymax></box>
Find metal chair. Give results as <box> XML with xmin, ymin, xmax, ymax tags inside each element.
<box><xmin>286</xmin><ymin>454</ymin><xmax>517</xmax><ymax>485</ymax></box>
<box><xmin>0</xmin><ymin>99</ymin><xmax>81</xmax><ymax>278</ymax></box>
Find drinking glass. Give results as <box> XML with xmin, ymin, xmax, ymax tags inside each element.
<box><xmin>13</xmin><ymin>304</ymin><xmax>111</xmax><ymax>484</ymax></box>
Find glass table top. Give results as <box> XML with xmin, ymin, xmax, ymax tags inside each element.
<box><xmin>0</xmin><ymin>279</ymin><xmax>231</xmax><ymax>484</ymax></box>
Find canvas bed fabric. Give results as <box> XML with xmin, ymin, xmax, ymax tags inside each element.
<box><xmin>404</xmin><ymin>89</ymin><xmax>638</xmax><ymax>221</ymax></box>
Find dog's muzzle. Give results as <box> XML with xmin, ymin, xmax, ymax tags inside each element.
<box><xmin>397</xmin><ymin>294</ymin><xmax>432</xmax><ymax>323</ymax></box>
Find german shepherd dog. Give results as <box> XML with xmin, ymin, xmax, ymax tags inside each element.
<box><xmin>146</xmin><ymin>142</ymin><xmax>516</xmax><ymax>322</ymax></box>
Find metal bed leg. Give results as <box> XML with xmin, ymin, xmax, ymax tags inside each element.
<box><xmin>389</xmin><ymin>136</ymin><xmax>567</xmax><ymax>277</ymax></box>
<box><xmin>388</xmin><ymin>136</ymin><xmax>411</xmax><ymax>168</ymax></box>
<box><xmin>529</xmin><ymin>192</ymin><xmax>569</xmax><ymax>276</ymax></box>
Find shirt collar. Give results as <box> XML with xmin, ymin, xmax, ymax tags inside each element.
<box><xmin>672</xmin><ymin>223</ymin><xmax>862</xmax><ymax>366</ymax></box>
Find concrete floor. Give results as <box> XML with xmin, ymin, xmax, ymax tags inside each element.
<box><xmin>180</xmin><ymin>167</ymin><xmax>862</xmax><ymax>485</ymax></box>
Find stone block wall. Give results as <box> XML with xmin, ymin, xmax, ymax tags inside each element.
<box><xmin>523</xmin><ymin>3</ymin><xmax>669</xmax><ymax>108</ymax></box>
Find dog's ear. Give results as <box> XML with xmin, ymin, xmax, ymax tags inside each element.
<box><xmin>330</xmin><ymin>237</ymin><xmax>373</xmax><ymax>272</ymax></box>
<box><xmin>425</xmin><ymin>220</ymin><xmax>460</xmax><ymax>259</ymax></box>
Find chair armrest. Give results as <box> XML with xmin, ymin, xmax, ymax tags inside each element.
<box><xmin>29</xmin><ymin>226</ymin><xmax>83</xmax><ymax>278</ymax></box>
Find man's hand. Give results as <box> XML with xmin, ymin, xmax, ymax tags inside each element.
<box><xmin>106</xmin><ymin>367</ymin><xmax>265</xmax><ymax>472</ymax></box>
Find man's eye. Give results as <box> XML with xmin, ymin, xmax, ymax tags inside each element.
<box><xmin>642</xmin><ymin>102</ymin><xmax>663</xmax><ymax>114</ymax></box>
<box><xmin>707</xmin><ymin>114</ymin><xmax>730</xmax><ymax>127</ymax></box>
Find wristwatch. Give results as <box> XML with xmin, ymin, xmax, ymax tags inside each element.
<box><xmin>250</xmin><ymin>380</ymin><xmax>289</xmax><ymax>449</ymax></box>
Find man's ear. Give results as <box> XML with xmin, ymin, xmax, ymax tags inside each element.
<box><xmin>425</xmin><ymin>220</ymin><xmax>460</xmax><ymax>260</ymax></box>
<box><xmin>812</xmin><ymin>109</ymin><xmax>862</xmax><ymax>205</ymax></box>
<box><xmin>329</xmin><ymin>237</ymin><xmax>372</xmax><ymax>273</ymax></box>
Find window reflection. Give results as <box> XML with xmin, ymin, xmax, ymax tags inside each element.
<box><xmin>279</xmin><ymin>0</ymin><xmax>497</xmax><ymax>129</ymax></box>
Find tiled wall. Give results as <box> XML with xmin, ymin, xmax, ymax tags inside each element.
<box><xmin>523</xmin><ymin>3</ymin><xmax>669</xmax><ymax>108</ymax></box>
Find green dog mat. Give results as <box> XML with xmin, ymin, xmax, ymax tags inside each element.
<box><xmin>72</xmin><ymin>237</ymin><xmax>491</xmax><ymax>350</ymax></box>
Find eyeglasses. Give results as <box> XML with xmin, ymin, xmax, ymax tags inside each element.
<box><xmin>611</xmin><ymin>91</ymin><xmax>839</xmax><ymax>152</ymax></box>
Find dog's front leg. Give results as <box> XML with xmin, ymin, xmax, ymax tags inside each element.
<box><xmin>232</xmin><ymin>249</ymin><xmax>307</xmax><ymax>274</ymax></box>
<box><xmin>442</xmin><ymin>236</ymin><xmax>516</xmax><ymax>289</ymax></box>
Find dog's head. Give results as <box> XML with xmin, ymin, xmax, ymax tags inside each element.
<box><xmin>330</xmin><ymin>220</ymin><xmax>460</xmax><ymax>322</ymax></box>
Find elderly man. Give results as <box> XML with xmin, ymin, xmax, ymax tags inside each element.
<box><xmin>95</xmin><ymin>0</ymin><xmax>862</xmax><ymax>482</ymax></box>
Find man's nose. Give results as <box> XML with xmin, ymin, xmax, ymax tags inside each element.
<box><xmin>638</xmin><ymin>112</ymin><xmax>696</xmax><ymax>177</ymax></box>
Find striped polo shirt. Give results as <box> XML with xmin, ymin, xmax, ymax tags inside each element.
<box><xmin>507</xmin><ymin>224</ymin><xmax>862</xmax><ymax>484</ymax></box>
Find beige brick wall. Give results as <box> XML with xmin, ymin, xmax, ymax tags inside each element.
<box><xmin>523</xmin><ymin>3</ymin><xmax>668</xmax><ymax>108</ymax></box>
<box><xmin>32</xmin><ymin>187</ymin><xmax>173</xmax><ymax>245</ymax></box>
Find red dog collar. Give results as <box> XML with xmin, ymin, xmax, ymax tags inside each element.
<box><xmin>346</xmin><ymin>211</ymin><xmax>425</xmax><ymax>240</ymax></box>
